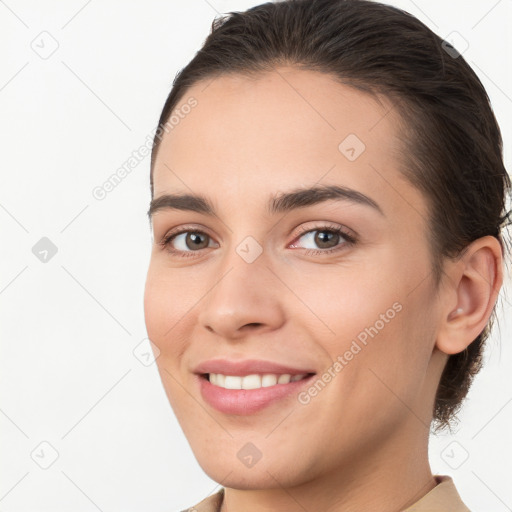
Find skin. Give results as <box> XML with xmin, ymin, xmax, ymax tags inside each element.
<box><xmin>144</xmin><ymin>67</ymin><xmax>503</xmax><ymax>512</ymax></box>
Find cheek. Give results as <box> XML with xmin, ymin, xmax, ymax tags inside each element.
<box><xmin>143</xmin><ymin>264</ymin><xmax>187</xmax><ymax>357</ymax></box>
<box><xmin>144</xmin><ymin>267</ymin><xmax>193</xmax><ymax>409</ymax></box>
<box><xmin>144</xmin><ymin>262</ymin><xmax>194</xmax><ymax>330</ymax></box>
<box><xmin>301</xmin><ymin>252</ymin><xmax>436</xmax><ymax>392</ymax></box>
<box><xmin>286</xmin><ymin>258</ymin><xmax>404</xmax><ymax>349</ymax></box>
<box><xmin>143</xmin><ymin>267</ymin><xmax>166</xmax><ymax>340</ymax></box>
<box><xmin>144</xmin><ymin>262</ymin><xmax>212</xmax><ymax>383</ymax></box>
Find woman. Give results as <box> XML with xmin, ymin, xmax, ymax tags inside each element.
<box><xmin>144</xmin><ymin>0</ymin><xmax>510</xmax><ymax>510</ymax></box>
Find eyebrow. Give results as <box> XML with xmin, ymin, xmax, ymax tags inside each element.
<box><xmin>147</xmin><ymin>184</ymin><xmax>384</xmax><ymax>220</ymax></box>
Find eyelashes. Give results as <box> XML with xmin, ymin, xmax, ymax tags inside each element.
<box><xmin>290</xmin><ymin>225</ymin><xmax>356</xmax><ymax>255</ymax></box>
<box><xmin>158</xmin><ymin>223</ymin><xmax>357</xmax><ymax>259</ymax></box>
<box><xmin>159</xmin><ymin>228</ymin><xmax>218</xmax><ymax>257</ymax></box>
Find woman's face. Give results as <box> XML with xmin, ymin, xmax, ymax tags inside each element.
<box><xmin>144</xmin><ymin>68</ymin><xmax>448</xmax><ymax>488</ymax></box>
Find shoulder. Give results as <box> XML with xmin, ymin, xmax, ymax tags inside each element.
<box><xmin>180</xmin><ymin>487</ymin><xmax>225</xmax><ymax>512</ymax></box>
<box><xmin>404</xmin><ymin>475</ymin><xmax>471</xmax><ymax>512</ymax></box>
<box><xmin>179</xmin><ymin>478</ymin><xmax>470</xmax><ymax>512</ymax></box>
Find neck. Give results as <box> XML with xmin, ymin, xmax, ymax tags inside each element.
<box><xmin>220</xmin><ymin>419</ymin><xmax>436</xmax><ymax>512</ymax></box>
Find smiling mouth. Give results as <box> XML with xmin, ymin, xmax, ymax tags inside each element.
<box><xmin>201</xmin><ymin>372</ymin><xmax>315</xmax><ymax>390</ymax></box>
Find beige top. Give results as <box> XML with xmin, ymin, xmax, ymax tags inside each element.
<box><xmin>181</xmin><ymin>475</ymin><xmax>470</xmax><ymax>512</ymax></box>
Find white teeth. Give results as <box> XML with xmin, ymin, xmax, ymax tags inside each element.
<box><xmin>208</xmin><ymin>373</ymin><xmax>308</xmax><ymax>390</ymax></box>
<box><xmin>241</xmin><ymin>374</ymin><xmax>261</xmax><ymax>390</ymax></box>
<box><xmin>224</xmin><ymin>375</ymin><xmax>242</xmax><ymax>389</ymax></box>
<box><xmin>277</xmin><ymin>374</ymin><xmax>290</xmax><ymax>384</ymax></box>
<box><xmin>261</xmin><ymin>374</ymin><xmax>277</xmax><ymax>387</ymax></box>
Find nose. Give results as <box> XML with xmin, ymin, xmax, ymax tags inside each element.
<box><xmin>197</xmin><ymin>250</ymin><xmax>285</xmax><ymax>340</ymax></box>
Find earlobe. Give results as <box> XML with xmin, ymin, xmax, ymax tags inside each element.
<box><xmin>436</xmin><ymin>236</ymin><xmax>504</xmax><ymax>355</ymax></box>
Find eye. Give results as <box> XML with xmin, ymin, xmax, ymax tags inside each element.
<box><xmin>158</xmin><ymin>223</ymin><xmax>356</xmax><ymax>258</ymax></box>
<box><xmin>289</xmin><ymin>224</ymin><xmax>356</xmax><ymax>255</ymax></box>
<box><xmin>159</xmin><ymin>227</ymin><xmax>218</xmax><ymax>257</ymax></box>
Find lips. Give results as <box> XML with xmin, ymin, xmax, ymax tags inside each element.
<box><xmin>193</xmin><ymin>358</ymin><xmax>316</xmax><ymax>377</ymax></box>
<box><xmin>196</xmin><ymin>372</ymin><xmax>316</xmax><ymax>415</ymax></box>
<box><xmin>192</xmin><ymin>358</ymin><xmax>317</xmax><ymax>414</ymax></box>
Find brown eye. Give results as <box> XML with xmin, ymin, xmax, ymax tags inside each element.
<box><xmin>184</xmin><ymin>232</ymin><xmax>210</xmax><ymax>250</ymax></box>
<box><xmin>314</xmin><ymin>230</ymin><xmax>340</xmax><ymax>249</ymax></box>
<box><xmin>290</xmin><ymin>225</ymin><xmax>356</xmax><ymax>256</ymax></box>
<box><xmin>161</xmin><ymin>230</ymin><xmax>217</xmax><ymax>255</ymax></box>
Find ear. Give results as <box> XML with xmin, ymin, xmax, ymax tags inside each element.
<box><xmin>436</xmin><ymin>236</ymin><xmax>504</xmax><ymax>355</ymax></box>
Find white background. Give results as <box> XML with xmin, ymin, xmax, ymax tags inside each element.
<box><xmin>1</xmin><ymin>1</ymin><xmax>511</xmax><ymax>510</ymax></box>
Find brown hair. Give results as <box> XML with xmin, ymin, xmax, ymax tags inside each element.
<box><xmin>150</xmin><ymin>0</ymin><xmax>511</xmax><ymax>431</ymax></box>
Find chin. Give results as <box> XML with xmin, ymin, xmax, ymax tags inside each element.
<box><xmin>205</xmin><ymin>468</ymin><xmax>298</xmax><ymax>491</ymax></box>
<box><xmin>195</xmin><ymin>450</ymin><xmax>311</xmax><ymax>490</ymax></box>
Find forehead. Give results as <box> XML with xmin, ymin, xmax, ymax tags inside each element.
<box><xmin>152</xmin><ymin>67</ymin><xmax>427</xmax><ymax>222</ymax></box>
